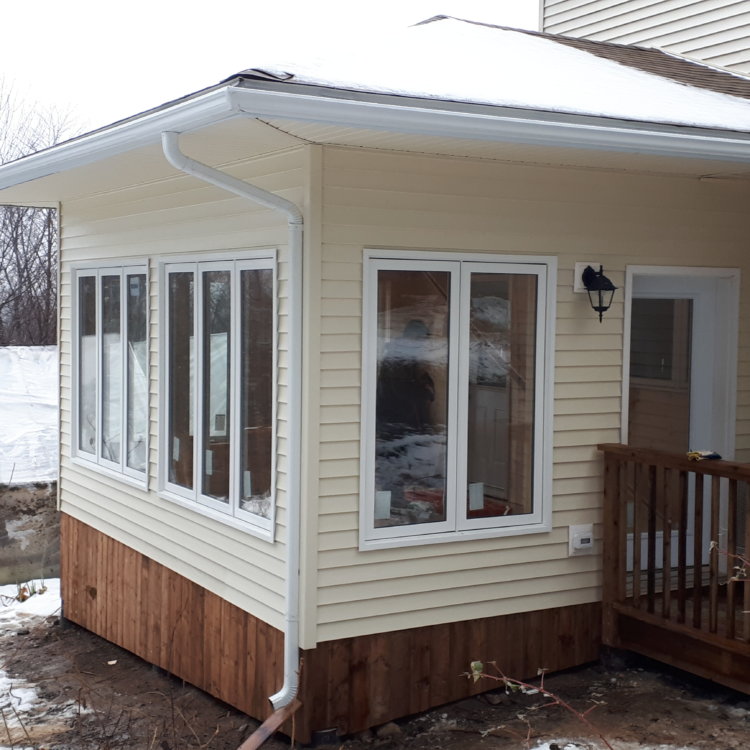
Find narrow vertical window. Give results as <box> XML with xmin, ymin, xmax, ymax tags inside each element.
<box><xmin>239</xmin><ymin>267</ymin><xmax>273</xmax><ymax>519</ymax></box>
<box><xmin>465</xmin><ymin>272</ymin><xmax>537</xmax><ymax>520</ymax></box>
<box><xmin>168</xmin><ymin>272</ymin><xmax>195</xmax><ymax>489</ymax></box>
<box><xmin>374</xmin><ymin>269</ymin><xmax>451</xmax><ymax>528</ymax></box>
<box><xmin>202</xmin><ymin>270</ymin><xmax>231</xmax><ymax>503</ymax></box>
<box><xmin>74</xmin><ymin>264</ymin><xmax>148</xmax><ymax>480</ymax></box>
<box><xmin>101</xmin><ymin>274</ymin><xmax>122</xmax><ymax>464</ymax></box>
<box><xmin>78</xmin><ymin>275</ymin><xmax>97</xmax><ymax>455</ymax></box>
<box><xmin>126</xmin><ymin>273</ymin><xmax>148</xmax><ymax>472</ymax></box>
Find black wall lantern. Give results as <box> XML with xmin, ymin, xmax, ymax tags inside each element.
<box><xmin>581</xmin><ymin>265</ymin><xmax>617</xmax><ymax>322</ymax></box>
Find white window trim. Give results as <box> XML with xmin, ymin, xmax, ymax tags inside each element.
<box><xmin>157</xmin><ymin>250</ymin><xmax>278</xmax><ymax>540</ymax></box>
<box><xmin>71</xmin><ymin>260</ymin><xmax>149</xmax><ymax>486</ymax></box>
<box><xmin>359</xmin><ymin>249</ymin><xmax>556</xmax><ymax>550</ymax></box>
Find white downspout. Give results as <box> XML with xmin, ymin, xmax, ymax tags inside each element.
<box><xmin>161</xmin><ymin>131</ymin><xmax>303</xmax><ymax>710</ymax></box>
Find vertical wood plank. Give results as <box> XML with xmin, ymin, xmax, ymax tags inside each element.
<box><xmin>647</xmin><ymin>464</ymin><xmax>657</xmax><ymax>614</ymax></box>
<box><xmin>726</xmin><ymin>479</ymin><xmax>737</xmax><ymax>639</ymax></box>
<box><xmin>709</xmin><ymin>475</ymin><xmax>720</xmax><ymax>634</ymax></box>
<box><xmin>661</xmin><ymin>467</ymin><xmax>672</xmax><ymax>620</ymax></box>
<box><xmin>676</xmin><ymin>470</ymin><xmax>688</xmax><ymax>624</ymax></box>
<box><xmin>632</xmin><ymin>460</ymin><xmax>642</xmax><ymax>607</ymax></box>
<box><xmin>601</xmin><ymin>454</ymin><xmax>621</xmax><ymax>645</ymax></box>
<box><xmin>693</xmin><ymin>473</ymin><xmax>704</xmax><ymax>629</ymax></box>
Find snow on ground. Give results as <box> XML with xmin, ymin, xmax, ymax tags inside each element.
<box><xmin>0</xmin><ymin>346</ymin><xmax>57</xmax><ymax>485</ymax></box>
<box><xmin>0</xmin><ymin>579</ymin><xmax>61</xmax><ymax>732</ymax></box>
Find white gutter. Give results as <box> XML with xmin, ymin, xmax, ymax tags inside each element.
<box><xmin>161</xmin><ymin>131</ymin><xmax>303</xmax><ymax>711</ymax></box>
<box><xmin>0</xmin><ymin>88</ymin><xmax>240</xmax><ymax>190</ymax></box>
<box><xmin>225</xmin><ymin>87</ymin><xmax>750</xmax><ymax>163</ymax></box>
<box><xmin>2</xmin><ymin>81</ymin><xmax>750</xmax><ymax>196</ymax></box>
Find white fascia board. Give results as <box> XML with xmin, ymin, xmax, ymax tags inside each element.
<box><xmin>0</xmin><ymin>87</ymin><xmax>238</xmax><ymax>191</ymax></box>
<box><xmin>227</xmin><ymin>86</ymin><xmax>750</xmax><ymax>164</ymax></box>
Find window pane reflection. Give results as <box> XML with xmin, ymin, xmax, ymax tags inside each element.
<box><xmin>374</xmin><ymin>269</ymin><xmax>449</xmax><ymax>527</ymax></box>
<box><xmin>239</xmin><ymin>268</ymin><xmax>273</xmax><ymax>518</ymax></box>
<box><xmin>168</xmin><ymin>272</ymin><xmax>194</xmax><ymax>488</ymax></box>
<box><xmin>126</xmin><ymin>274</ymin><xmax>148</xmax><ymax>472</ymax></box>
<box><xmin>466</xmin><ymin>273</ymin><xmax>536</xmax><ymax>518</ymax></box>
<box><xmin>78</xmin><ymin>276</ymin><xmax>96</xmax><ymax>455</ymax></box>
<box><xmin>101</xmin><ymin>275</ymin><xmax>121</xmax><ymax>463</ymax></box>
<box><xmin>201</xmin><ymin>270</ymin><xmax>231</xmax><ymax>502</ymax></box>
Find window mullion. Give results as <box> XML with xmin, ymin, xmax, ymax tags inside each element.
<box><xmin>119</xmin><ymin>269</ymin><xmax>127</xmax><ymax>471</ymax></box>
<box><xmin>453</xmin><ymin>264</ymin><xmax>470</xmax><ymax>529</ymax></box>
<box><xmin>230</xmin><ymin>262</ymin><xmax>240</xmax><ymax>517</ymax></box>
<box><xmin>95</xmin><ymin>270</ymin><xmax>104</xmax><ymax>465</ymax></box>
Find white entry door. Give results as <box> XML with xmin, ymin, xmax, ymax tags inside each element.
<box><xmin>625</xmin><ymin>267</ymin><xmax>739</xmax><ymax>567</ymax></box>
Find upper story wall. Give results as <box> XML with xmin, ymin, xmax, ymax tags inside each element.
<box><xmin>57</xmin><ymin>145</ymin><xmax>308</xmax><ymax>632</ymax></box>
<box><xmin>543</xmin><ymin>0</ymin><xmax>750</xmax><ymax>74</ymax></box>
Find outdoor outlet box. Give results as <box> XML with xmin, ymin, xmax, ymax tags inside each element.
<box><xmin>569</xmin><ymin>524</ymin><xmax>594</xmax><ymax>555</ymax></box>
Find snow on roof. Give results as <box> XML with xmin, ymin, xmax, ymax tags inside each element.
<box><xmin>238</xmin><ymin>16</ymin><xmax>750</xmax><ymax>133</ymax></box>
<box><xmin>0</xmin><ymin>347</ymin><xmax>57</xmax><ymax>485</ymax></box>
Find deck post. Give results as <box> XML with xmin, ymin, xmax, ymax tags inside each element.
<box><xmin>601</xmin><ymin>452</ymin><xmax>622</xmax><ymax>647</ymax></box>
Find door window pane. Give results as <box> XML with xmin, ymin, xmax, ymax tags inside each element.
<box><xmin>126</xmin><ymin>273</ymin><xmax>148</xmax><ymax>472</ymax></box>
<box><xmin>239</xmin><ymin>268</ymin><xmax>273</xmax><ymax>518</ymax></box>
<box><xmin>78</xmin><ymin>276</ymin><xmax>96</xmax><ymax>455</ymax></box>
<box><xmin>168</xmin><ymin>272</ymin><xmax>194</xmax><ymax>488</ymax></box>
<box><xmin>101</xmin><ymin>275</ymin><xmax>121</xmax><ymax>463</ymax></box>
<box><xmin>466</xmin><ymin>273</ymin><xmax>536</xmax><ymax>518</ymax></box>
<box><xmin>374</xmin><ymin>270</ymin><xmax>450</xmax><ymax>527</ymax></box>
<box><xmin>201</xmin><ymin>270</ymin><xmax>231</xmax><ymax>502</ymax></box>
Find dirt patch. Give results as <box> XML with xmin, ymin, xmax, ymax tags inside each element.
<box><xmin>3</xmin><ymin>612</ymin><xmax>750</xmax><ymax>749</ymax></box>
<box><xmin>0</xmin><ymin>482</ymin><xmax>59</xmax><ymax>585</ymax></box>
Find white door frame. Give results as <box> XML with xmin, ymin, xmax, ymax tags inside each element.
<box><xmin>621</xmin><ymin>265</ymin><xmax>740</xmax><ymax>459</ymax></box>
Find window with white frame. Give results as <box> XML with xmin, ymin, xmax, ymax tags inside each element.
<box><xmin>74</xmin><ymin>265</ymin><xmax>148</xmax><ymax>479</ymax></box>
<box><xmin>161</xmin><ymin>257</ymin><xmax>275</xmax><ymax>532</ymax></box>
<box><xmin>361</xmin><ymin>252</ymin><xmax>553</xmax><ymax>547</ymax></box>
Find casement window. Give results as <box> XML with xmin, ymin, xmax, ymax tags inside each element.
<box><xmin>160</xmin><ymin>257</ymin><xmax>275</xmax><ymax>533</ymax></box>
<box><xmin>361</xmin><ymin>252</ymin><xmax>554</xmax><ymax>548</ymax></box>
<box><xmin>74</xmin><ymin>265</ymin><xmax>148</xmax><ymax>480</ymax></box>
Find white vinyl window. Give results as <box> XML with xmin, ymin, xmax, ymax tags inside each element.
<box><xmin>160</xmin><ymin>256</ymin><xmax>276</xmax><ymax>534</ymax></box>
<box><xmin>361</xmin><ymin>251</ymin><xmax>554</xmax><ymax>548</ymax></box>
<box><xmin>73</xmin><ymin>264</ymin><xmax>148</xmax><ymax>480</ymax></box>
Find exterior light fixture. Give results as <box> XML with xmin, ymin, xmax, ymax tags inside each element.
<box><xmin>581</xmin><ymin>265</ymin><xmax>616</xmax><ymax>322</ymax></box>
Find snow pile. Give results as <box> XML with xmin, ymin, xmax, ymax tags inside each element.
<box><xmin>245</xmin><ymin>17</ymin><xmax>750</xmax><ymax>132</ymax></box>
<box><xmin>0</xmin><ymin>346</ymin><xmax>57</xmax><ymax>485</ymax></box>
<box><xmin>532</xmin><ymin>742</ymin><xmax>698</xmax><ymax>750</ymax></box>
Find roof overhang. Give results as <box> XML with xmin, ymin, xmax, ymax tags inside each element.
<box><xmin>1</xmin><ymin>79</ymin><xmax>750</xmax><ymax>202</ymax></box>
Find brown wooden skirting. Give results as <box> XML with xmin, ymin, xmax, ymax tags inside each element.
<box><xmin>62</xmin><ymin>513</ymin><xmax>601</xmax><ymax>742</ymax></box>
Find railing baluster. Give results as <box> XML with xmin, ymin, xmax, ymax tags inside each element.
<box><xmin>661</xmin><ymin>466</ymin><xmax>672</xmax><ymax>620</ymax></box>
<box><xmin>647</xmin><ymin>464</ymin><xmax>657</xmax><ymax>614</ymax></box>
<box><xmin>617</xmin><ymin>459</ymin><xmax>628</xmax><ymax>605</ymax></box>
<box><xmin>709</xmin><ymin>475</ymin><xmax>720</xmax><ymax>634</ymax></box>
<box><xmin>726</xmin><ymin>479</ymin><xmax>737</xmax><ymax>640</ymax></box>
<box><xmin>676</xmin><ymin>469</ymin><xmax>688</xmax><ymax>624</ymax></box>
<box><xmin>693</xmin><ymin>473</ymin><xmax>704</xmax><ymax>630</ymax></box>
<box><xmin>632</xmin><ymin>460</ymin><xmax>642</xmax><ymax>608</ymax></box>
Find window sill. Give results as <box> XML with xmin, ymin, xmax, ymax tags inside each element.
<box><xmin>158</xmin><ymin>488</ymin><xmax>275</xmax><ymax>543</ymax></box>
<box><xmin>70</xmin><ymin>456</ymin><xmax>148</xmax><ymax>490</ymax></box>
<box><xmin>359</xmin><ymin>519</ymin><xmax>552</xmax><ymax>551</ymax></box>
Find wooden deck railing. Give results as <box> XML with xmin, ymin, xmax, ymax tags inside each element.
<box><xmin>599</xmin><ymin>443</ymin><xmax>750</xmax><ymax>694</ymax></box>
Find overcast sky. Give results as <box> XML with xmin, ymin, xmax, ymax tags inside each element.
<box><xmin>1</xmin><ymin>0</ymin><xmax>539</xmax><ymax>133</ymax></box>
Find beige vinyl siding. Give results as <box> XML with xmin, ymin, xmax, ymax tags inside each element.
<box><xmin>58</xmin><ymin>146</ymin><xmax>306</xmax><ymax>630</ymax></box>
<box><xmin>311</xmin><ymin>144</ymin><xmax>750</xmax><ymax>643</ymax></box>
<box><xmin>543</xmin><ymin>0</ymin><xmax>750</xmax><ymax>73</ymax></box>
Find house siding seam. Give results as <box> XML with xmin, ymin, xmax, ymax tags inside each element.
<box><xmin>543</xmin><ymin>0</ymin><xmax>750</xmax><ymax>74</ymax></box>
<box><xmin>57</xmin><ymin>147</ymin><xmax>307</xmax><ymax>630</ymax></box>
<box><xmin>313</xmin><ymin>144</ymin><xmax>750</xmax><ymax>643</ymax></box>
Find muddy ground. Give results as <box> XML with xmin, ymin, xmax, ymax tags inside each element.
<box><xmin>3</xmin><ymin>611</ymin><xmax>750</xmax><ymax>749</ymax></box>
<box><xmin>0</xmin><ymin>482</ymin><xmax>59</xmax><ymax>585</ymax></box>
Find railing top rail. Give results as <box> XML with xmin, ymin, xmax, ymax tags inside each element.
<box><xmin>598</xmin><ymin>443</ymin><xmax>750</xmax><ymax>482</ymax></box>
